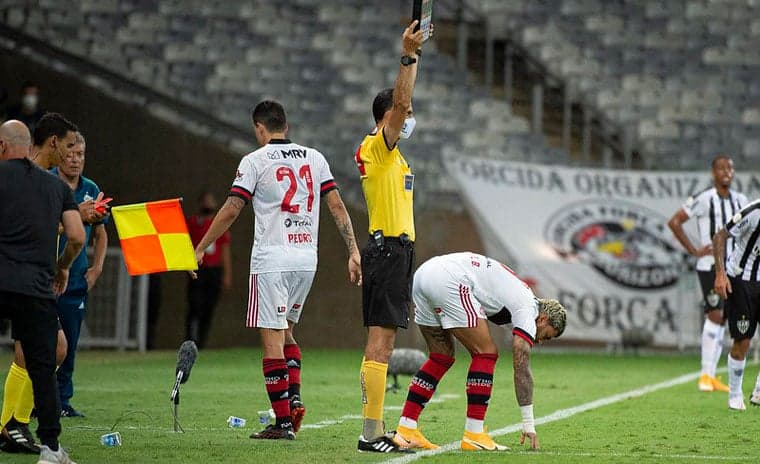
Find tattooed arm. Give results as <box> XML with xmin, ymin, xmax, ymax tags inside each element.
<box><xmin>514</xmin><ymin>335</ymin><xmax>539</xmax><ymax>449</ymax></box>
<box><xmin>325</xmin><ymin>189</ymin><xmax>362</xmax><ymax>285</ymax></box>
<box><xmin>194</xmin><ymin>196</ymin><xmax>245</xmax><ymax>265</ymax></box>
<box><xmin>513</xmin><ymin>336</ymin><xmax>533</xmax><ymax>406</ymax></box>
<box><xmin>712</xmin><ymin>228</ymin><xmax>731</xmax><ymax>299</ymax></box>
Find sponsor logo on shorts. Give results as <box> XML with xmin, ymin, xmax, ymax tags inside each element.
<box><xmin>292</xmin><ymin>304</ymin><xmax>301</xmax><ymax>310</ymax></box>
<box><xmin>706</xmin><ymin>291</ymin><xmax>720</xmax><ymax>307</ymax></box>
<box><xmin>544</xmin><ymin>199</ymin><xmax>690</xmax><ymax>289</ymax></box>
<box><xmin>277</xmin><ymin>306</ymin><xmax>287</xmax><ymax>314</ymax></box>
<box><xmin>434</xmin><ymin>307</ymin><xmax>442</xmax><ymax>314</ymax></box>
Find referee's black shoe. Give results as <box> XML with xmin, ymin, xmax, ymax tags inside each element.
<box><xmin>0</xmin><ymin>417</ymin><xmax>41</xmax><ymax>454</ymax></box>
<box><xmin>358</xmin><ymin>432</ymin><xmax>414</xmax><ymax>453</ymax></box>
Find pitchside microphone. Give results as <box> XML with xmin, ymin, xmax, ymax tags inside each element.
<box><xmin>171</xmin><ymin>340</ymin><xmax>198</xmax><ymax>402</ymax></box>
<box><xmin>176</xmin><ymin>340</ymin><xmax>198</xmax><ymax>383</ymax></box>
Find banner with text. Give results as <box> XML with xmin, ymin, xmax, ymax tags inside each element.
<box><xmin>445</xmin><ymin>157</ymin><xmax>760</xmax><ymax>347</ymax></box>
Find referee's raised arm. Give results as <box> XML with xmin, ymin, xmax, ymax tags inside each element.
<box><xmin>382</xmin><ymin>20</ymin><xmax>423</xmax><ymax>147</ymax></box>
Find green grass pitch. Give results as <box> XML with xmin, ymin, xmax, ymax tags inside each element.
<box><xmin>1</xmin><ymin>348</ymin><xmax>759</xmax><ymax>463</ymax></box>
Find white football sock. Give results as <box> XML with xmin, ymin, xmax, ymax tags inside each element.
<box><xmin>754</xmin><ymin>370</ymin><xmax>760</xmax><ymax>394</ymax></box>
<box><xmin>727</xmin><ymin>355</ymin><xmax>745</xmax><ymax>398</ymax></box>
<box><xmin>398</xmin><ymin>417</ymin><xmax>417</xmax><ymax>429</ymax></box>
<box><xmin>710</xmin><ymin>324</ymin><xmax>726</xmax><ymax>377</ymax></box>
<box><xmin>464</xmin><ymin>417</ymin><xmax>484</xmax><ymax>434</ymax></box>
<box><xmin>701</xmin><ymin>319</ymin><xmax>721</xmax><ymax>376</ymax></box>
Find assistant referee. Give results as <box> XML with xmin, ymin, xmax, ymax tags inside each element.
<box><xmin>354</xmin><ymin>20</ymin><xmax>426</xmax><ymax>453</ymax></box>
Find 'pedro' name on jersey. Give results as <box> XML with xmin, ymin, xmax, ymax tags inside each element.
<box><xmin>682</xmin><ymin>187</ymin><xmax>747</xmax><ymax>271</ymax></box>
<box><xmin>725</xmin><ymin>200</ymin><xmax>760</xmax><ymax>281</ymax></box>
<box><xmin>229</xmin><ymin>139</ymin><xmax>337</xmax><ymax>273</ymax></box>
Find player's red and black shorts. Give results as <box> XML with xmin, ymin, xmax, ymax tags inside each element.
<box><xmin>697</xmin><ymin>267</ymin><xmax>724</xmax><ymax>312</ymax></box>
<box><xmin>361</xmin><ymin>234</ymin><xmax>415</xmax><ymax>329</ymax></box>
<box><xmin>725</xmin><ymin>275</ymin><xmax>760</xmax><ymax>341</ymax></box>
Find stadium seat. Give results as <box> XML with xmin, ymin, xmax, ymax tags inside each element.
<box><xmin>466</xmin><ymin>0</ymin><xmax>760</xmax><ymax>167</ymax></box>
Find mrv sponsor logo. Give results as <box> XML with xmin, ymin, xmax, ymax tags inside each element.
<box><xmin>544</xmin><ymin>199</ymin><xmax>689</xmax><ymax>289</ymax></box>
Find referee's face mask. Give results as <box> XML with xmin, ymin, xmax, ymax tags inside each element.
<box><xmin>399</xmin><ymin>116</ymin><xmax>416</xmax><ymax>139</ymax></box>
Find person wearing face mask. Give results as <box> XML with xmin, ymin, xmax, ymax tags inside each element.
<box><xmin>7</xmin><ymin>82</ymin><xmax>45</xmax><ymax>135</ymax></box>
<box><xmin>353</xmin><ymin>20</ymin><xmax>427</xmax><ymax>453</ymax></box>
<box><xmin>185</xmin><ymin>192</ymin><xmax>232</xmax><ymax>349</ymax></box>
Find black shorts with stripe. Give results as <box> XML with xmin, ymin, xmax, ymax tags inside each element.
<box><xmin>361</xmin><ymin>237</ymin><xmax>415</xmax><ymax>328</ymax></box>
<box><xmin>697</xmin><ymin>267</ymin><xmax>724</xmax><ymax>312</ymax></box>
<box><xmin>725</xmin><ymin>276</ymin><xmax>760</xmax><ymax>341</ymax></box>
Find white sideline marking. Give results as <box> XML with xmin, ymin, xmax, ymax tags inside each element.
<box><xmin>510</xmin><ymin>451</ymin><xmax>754</xmax><ymax>461</ymax></box>
<box><xmin>67</xmin><ymin>414</ymin><xmax>366</xmax><ymax>433</ymax></box>
<box><xmin>300</xmin><ymin>414</ymin><xmax>363</xmax><ymax>430</ymax></box>
<box><xmin>382</xmin><ymin>370</ymin><xmax>708</xmax><ymax>464</ymax></box>
<box><xmin>66</xmin><ymin>393</ymin><xmax>463</xmax><ymax>433</ymax></box>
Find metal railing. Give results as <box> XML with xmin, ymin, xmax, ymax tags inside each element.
<box><xmin>1</xmin><ymin>248</ymin><xmax>149</xmax><ymax>351</ymax></box>
<box><xmin>430</xmin><ymin>0</ymin><xmax>638</xmax><ymax>168</ymax></box>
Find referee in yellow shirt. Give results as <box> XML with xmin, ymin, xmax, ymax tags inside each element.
<box><xmin>354</xmin><ymin>20</ymin><xmax>426</xmax><ymax>453</ymax></box>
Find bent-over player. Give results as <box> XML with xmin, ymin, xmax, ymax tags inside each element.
<box><xmin>394</xmin><ymin>252</ymin><xmax>566</xmax><ymax>451</ymax></box>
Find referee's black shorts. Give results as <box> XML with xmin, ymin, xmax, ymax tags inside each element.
<box><xmin>361</xmin><ymin>236</ymin><xmax>415</xmax><ymax>329</ymax></box>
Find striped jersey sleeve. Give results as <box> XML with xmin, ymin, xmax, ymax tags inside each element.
<box><xmin>726</xmin><ymin>200</ymin><xmax>760</xmax><ymax>237</ymax></box>
<box><xmin>314</xmin><ymin>151</ymin><xmax>337</xmax><ymax>197</ymax></box>
<box><xmin>682</xmin><ymin>188</ymin><xmax>709</xmax><ymax>218</ymax></box>
<box><xmin>230</xmin><ymin>156</ymin><xmax>257</xmax><ymax>203</ymax></box>
<box><xmin>725</xmin><ymin>200</ymin><xmax>760</xmax><ymax>280</ymax></box>
<box><xmin>474</xmin><ymin>256</ymin><xmax>538</xmax><ymax>346</ymax></box>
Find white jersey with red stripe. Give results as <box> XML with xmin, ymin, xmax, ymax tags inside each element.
<box><xmin>413</xmin><ymin>252</ymin><xmax>539</xmax><ymax>344</ymax></box>
<box><xmin>229</xmin><ymin>139</ymin><xmax>337</xmax><ymax>273</ymax></box>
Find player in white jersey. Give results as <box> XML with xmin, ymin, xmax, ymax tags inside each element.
<box><xmin>668</xmin><ymin>155</ymin><xmax>747</xmax><ymax>392</ymax></box>
<box><xmin>393</xmin><ymin>252</ymin><xmax>566</xmax><ymax>452</ymax></box>
<box><xmin>193</xmin><ymin>100</ymin><xmax>361</xmax><ymax>440</ymax></box>
<box><xmin>713</xmin><ymin>199</ymin><xmax>760</xmax><ymax>410</ymax></box>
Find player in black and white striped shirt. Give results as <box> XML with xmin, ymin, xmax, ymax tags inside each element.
<box><xmin>668</xmin><ymin>156</ymin><xmax>747</xmax><ymax>393</ymax></box>
<box><xmin>713</xmin><ymin>199</ymin><xmax>760</xmax><ymax>410</ymax></box>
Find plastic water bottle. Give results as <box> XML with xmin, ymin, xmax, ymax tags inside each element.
<box><xmin>257</xmin><ymin>409</ymin><xmax>275</xmax><ymax>425</ymax></box>
<box><xmin>227</xmin><ymin>416</ymin><xmax>246</xmax><ymax>428</ymax></box>
<box><xmin>100</xmin><ymin>432</ymin><xmax>122</xmax><ymax>447</ymax></box>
